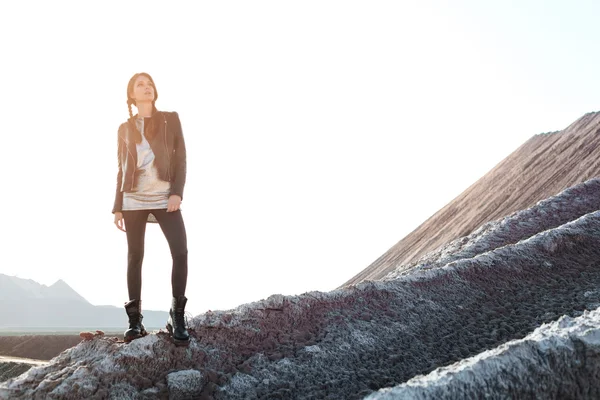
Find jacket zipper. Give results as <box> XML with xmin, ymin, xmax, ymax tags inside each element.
<box><xmin>164</xmin><ymin>115</ymin><xmax>171</xmax><ymax>181</ymax></box>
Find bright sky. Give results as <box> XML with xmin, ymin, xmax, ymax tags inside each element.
<box><xmin>1</xmin><ymin>1</ymin><xmax>598</xmax><ymax>317</ymax></box>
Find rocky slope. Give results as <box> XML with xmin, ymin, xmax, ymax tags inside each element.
<box><xmin>0</xmin><ymin>356</ymin><xmax>46</xmax><ymax>384</ymax></box>
<box><xmin>0</xmin><ymin>363</ymin><xmax>34</xmax><ymax>388</ymax></box>
<box><xmin>385</xmin><ymin>177</ymin><xmax>600</xmax><ymax>280</ymax></box>
<box><xmin>367</xmin><ymin>308</ymin><xmax>600</xmax><ymax>400</ymax></box>
<box><xmin>2</xmin><ymin>177</ymin><xmax>600</xmax><ymax>399</ymax></box>
<box><xmin>342</xmin><ymin>110</ymin><xmax>600</xmax><ymax>286</ymax></box>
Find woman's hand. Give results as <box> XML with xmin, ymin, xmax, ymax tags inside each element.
<box><xmin>114</xmin><ymin>212</ymin><xmax>126</xmax><ymax>232</ymax></box>
<box><xmin>167</xmin><ymin>195</ymin><xmax>182</xmax><ymax>212</ymax></box>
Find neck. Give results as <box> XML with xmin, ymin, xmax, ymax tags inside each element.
<box><xmin>136</xmin><ymin>102</ymin><xmax>154</xmax><ymax>118</ymax></box>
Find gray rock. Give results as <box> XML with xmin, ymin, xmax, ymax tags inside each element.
<box><xmin>167</xmin><ymin>369</ymin><xmax>204</xmax><ymax>400</ymax></box>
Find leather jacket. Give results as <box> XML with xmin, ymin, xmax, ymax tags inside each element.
<box><xmin>112</xmin><ymin>111</ymin><xmax>186</xmax><ymax>214</ymax></box>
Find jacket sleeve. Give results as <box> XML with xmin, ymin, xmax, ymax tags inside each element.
<box><xmin>169</xmin><ymin>112</ymin><xmax>187</xmax><ymax>200</ymax></box>
<box><xmin>112</xmin><ymin>125</ymin><xmax>125</xmax><ymax>214</ymax></box>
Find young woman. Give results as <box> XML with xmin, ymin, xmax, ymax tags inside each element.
<box><xmin>112</xmin><ymin>72</ymin><xmax>190</xmax><ymax>346</ymax></box>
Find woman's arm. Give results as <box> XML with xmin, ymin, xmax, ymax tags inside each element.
<box><xmin>169</xmin><ymin>112</ymin><xmax>187</xmax><ymax>201</ymax></box>
<box><xmin>112</xmin><ymin>124</ymin><xmax>125</xmax><ymax>214</ymax></box>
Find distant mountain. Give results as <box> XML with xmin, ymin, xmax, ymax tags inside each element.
<box><xmin>44</xmin><ymin>279</ymin><xmax>89</xmax><ymax>303</ymax></box>
<box><xmin>0</xmin><ymin>274</ymin><xmax>168</xmax><ymax>329</ymax></box>
<box><xmin>0</xmin><ymin>275</ymin><xmax>89</xmax><ymax>303</ymax></box>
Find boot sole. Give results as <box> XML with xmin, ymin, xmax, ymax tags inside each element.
<box><xmin>123</xmin><ymin>330</ymin><xmax>148</xmax><ymax>343</ymax></box>
<box><xmin>166</xmin><ymin>324</ymin><xmax>190</xmax><ymax>346</ymax></box>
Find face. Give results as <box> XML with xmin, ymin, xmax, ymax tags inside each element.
<box><xmin>130</xmin><ymin>75</ymin><xmax>155</xmax><ymax>104</ymax></box>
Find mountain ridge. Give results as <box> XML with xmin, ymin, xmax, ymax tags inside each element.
<box><xmin>0</xmin><ymin>274</ymin><xmax>168</xmax><ymax>329</ymax></box>
<box><xmin>0</xmin><ymin>275</ymin><xmax>87</xmax><ymax>303</ymax></box>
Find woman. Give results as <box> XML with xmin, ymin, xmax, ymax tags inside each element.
<box><xmin>112</xmin><ymin>72</ymin><xmax>190</xmax><ymax>346</ymax></box>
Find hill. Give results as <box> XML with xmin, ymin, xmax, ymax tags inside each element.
<box><xmin>342</xmin><ymin>111</ymin><xmax>600</xmax><ymax>286</ymax></box>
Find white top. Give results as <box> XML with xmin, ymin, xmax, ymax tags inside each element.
<box><xmin>122</xmin><ymin>118</ymin><xmax>171</xmax><ymax>211</ymax></box>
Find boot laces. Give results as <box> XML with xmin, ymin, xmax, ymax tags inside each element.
<box><xmin>174</xmin><ymin>309</ymin><xmax>186</xmax><ymax>327</ymax></box>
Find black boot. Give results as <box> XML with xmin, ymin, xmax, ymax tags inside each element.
<box><xmin>166</xmin><ymin>295</ymin><xmax>190</xmax><ymax>346</ymax></box>
<box><xmin>124</xmin><ymin>299</ymin><xmax>147</xmax><ymax>342</ymax></box>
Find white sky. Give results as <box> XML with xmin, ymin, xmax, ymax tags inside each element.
<box><xmin>1</xmin><ymin>1</ymin><xmax>598</xmax><ymax>316</ymax></box>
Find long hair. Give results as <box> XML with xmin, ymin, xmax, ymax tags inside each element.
<box><xmin>126</xmin><ymin>72</ymin><xmax>159</xmax><ymax>144</ymax></box>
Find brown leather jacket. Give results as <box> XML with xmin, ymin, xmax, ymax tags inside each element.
<box><xmin>112</xmin><ymin>111</ymin><xmax>186</xmax><ymax>214</ymax></box>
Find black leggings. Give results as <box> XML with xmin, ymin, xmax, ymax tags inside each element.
<box><xmin>122</xmin><ymin>209</ymin><xmax>188</xmax><ymax>300</ymax></box>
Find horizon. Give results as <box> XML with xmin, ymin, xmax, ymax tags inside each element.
<box><xmin>1</xmin><ymin>1</ymin><xmax>598</xmax><ymax>316</ymax></box>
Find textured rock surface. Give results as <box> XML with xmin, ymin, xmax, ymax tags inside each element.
<box><xmin>386</xmin><ymin>177</ymin><xmax>600</xmax><ymax>279</ymax></box>
<box><xmin>344</xmin><ymin>110</ymin><xmax>600</xmax><ymax>286</ymax></box>
<box><xmin>0</xmin><ymin>362</ymin><xmax>32</xmax><ymax>386</ymax></box>
<box><xmin>366</xmin><ymin>308</ymin><xmax>600</xmax><ymax>399</ymax></box>
<box><xmin>167</xmin><ymin>369</ymin><xmax>204</xmax><ymax>399</ymax></box>
<box><xmin>2</xmin><ymin>176</ymin><xmax>600</xmax><ymax>398</ymax></box>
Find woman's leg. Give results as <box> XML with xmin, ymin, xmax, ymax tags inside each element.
<box><xmin>152</xmin><ymin>209</ymin><xmax>188</xmax><ymax>297</ymax></box>
<box><xmin>122</xmin><ymin>210</ymin><xmax>150</xmax><ymax>300</ymax></box>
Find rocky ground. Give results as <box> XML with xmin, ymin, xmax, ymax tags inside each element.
<box><xmin>0</xmin><ymin>355</ymin><xmax>47</xmax><ymax>383</ymax></box>
<box><xmin>0</xmin><ymin>362</ymin><xmax>33</xmax><ymax>388</ymax></box>
<box><xmin>367</xmin><ymin>307</ymin><xmax>600</xmax><ymax>399</ymax></box>
<box><xmin>2</xmin><ymin>178</ymin><xmax>600</xmax><ymax>398</ymax></box>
